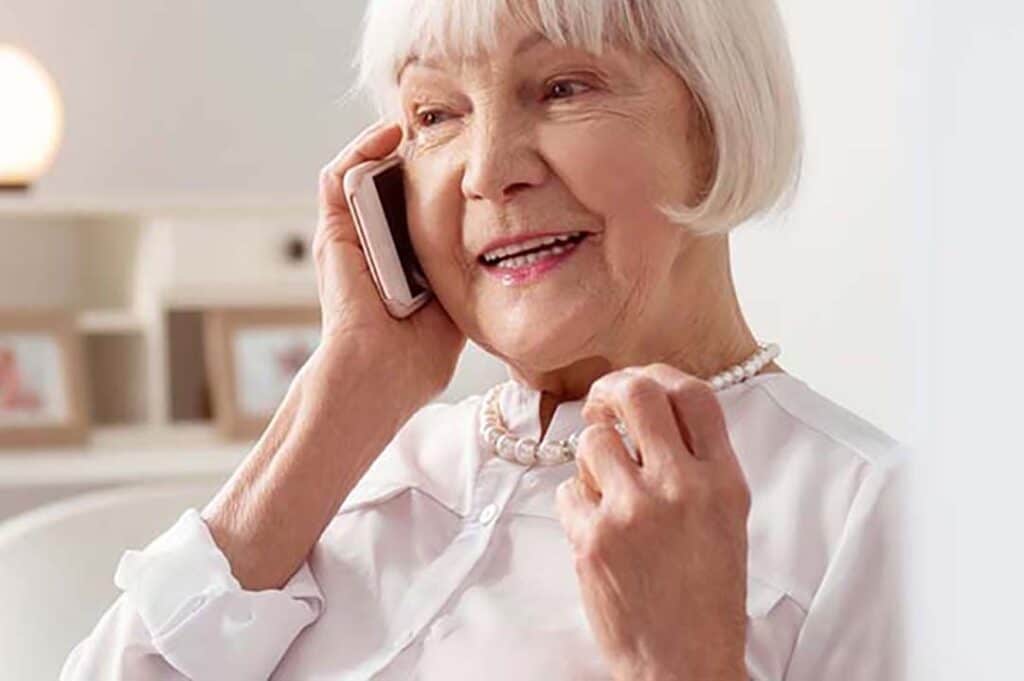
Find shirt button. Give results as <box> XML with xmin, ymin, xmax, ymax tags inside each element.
<box><xmin>395</xmin><ymin>630</ymin><xmax>415</xmax><ymax>649</ymax></box>
<box><xmin>478</xmin><ymin>503</ymin><xmax>498</xmax><ymax>525</ymax></box>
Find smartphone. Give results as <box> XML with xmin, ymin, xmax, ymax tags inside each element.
<box><xmin>343</xmin><ymin>155</ymin><xmax>432</xmax><ymax>319</ymax></box>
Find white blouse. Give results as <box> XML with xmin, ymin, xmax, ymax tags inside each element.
<box><xmin>61</xmin><ymin>371</ymin><xmax>909</xmax><ymax>681</ymax></box>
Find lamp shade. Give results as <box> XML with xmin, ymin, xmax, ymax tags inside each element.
<box><xmin>0</xmin><ymin>45</ymin><xmax>64</xmax><ymax>190</ymax></box>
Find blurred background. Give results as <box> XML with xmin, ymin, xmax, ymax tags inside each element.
<box><xmin>0</xmin><ymin>0</ymin><xmax>1020</xmax><ymax>679</ymax></box>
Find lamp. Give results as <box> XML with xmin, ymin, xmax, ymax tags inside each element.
<box><xmin>0</xmin><ymin>44</ymin><xmax>64</xmax><ymax>192</ymax></box>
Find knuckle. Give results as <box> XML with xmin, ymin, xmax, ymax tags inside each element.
<box><xmin>621</xmin><ymin>374</ymin><xmax>661</xmax><ymax>407</ymax></box>
<box><xmin>577</xmin><ymin>423</ymin><xmax>613</xmax><ymax>452</ymax></box>
<box><xmin>661</xmin><ymin>477</ymin><xmax>687</xmax><ymax>505</ymax></box>
<box><xmin>668</xmin><ymin>375</ymin><xmax>713</xmax><ymax>403</ymax></box>
<box><xmin>318</xmin><ymin>164</ymin><xmax>336</xmax><ymax>187</ymax></box>
<box><xmin>611</xmin><ymin>497</ymin><xmax>647</xmax><ymax>529</ymax></box>
<box><xmin>669</xmin><ymin>474</ymin><xmax>711</xmax><ymax>506</ymax></box>
<box><xmin>647</xmin><ymin>361</ymin><xmax>679</xmax><ymax>377</ymax></box>
<box><xmin>589</xmin><ymin>368</ymin><xmax>620</xmax><ymax>393</ymax></box>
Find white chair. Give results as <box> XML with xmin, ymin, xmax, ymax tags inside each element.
<box><xmin>0</xmin><ymin>479</ymin><xmax>225</xmax><ymax>681</ymax></box>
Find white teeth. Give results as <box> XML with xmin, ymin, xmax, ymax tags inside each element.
<box><xmin>494</xmin><ymin>242</ymin><xmax>573</xmax><ymax>269</ymax></box>
<box><xmin>483</xmin><ymin>231</ymin><xmax>584</xmax><ymax>264</ymax></box>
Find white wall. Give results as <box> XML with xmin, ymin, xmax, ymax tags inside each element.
<box><xmin>733</xmin><ymin>0</ymin><xmax>920</xmax><ymax>445</ymax></box>
<box><xmin>907</xmin><ymin>2</ymin><xmax>1024</xmax><ymax>678</ymax></box>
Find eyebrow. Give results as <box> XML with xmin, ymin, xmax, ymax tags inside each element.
<box><xmin>398</xmin><ymin>31</ymin><xmax>551</xmax><ymax>81</ymax></box>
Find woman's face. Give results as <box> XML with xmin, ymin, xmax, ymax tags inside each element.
<box><xmin>398</xmin><ymin>16</ymin><xmax>712</xmax><ymax>373</ymax></box>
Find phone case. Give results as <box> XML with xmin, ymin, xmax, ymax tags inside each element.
<box><xmin>343</xmin><ymin>155</ymin><xmax>432</xmax><ymax>319</ymax></box>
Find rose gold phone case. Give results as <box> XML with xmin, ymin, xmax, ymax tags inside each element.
<box><xmin>343</xmin><ymin>155</ymin><xmax>432</xmax><ymax>319</ymax></box>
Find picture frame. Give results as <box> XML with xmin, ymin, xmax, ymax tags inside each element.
<box><xmin>0</xmin><ymin>309</ymin><xmax>90</xmax><ymax>449</ymax></box>
<box><xmin>203</xmin><ymin>306</ymin><xmax>320</xmax><ymax>440</ymax></box>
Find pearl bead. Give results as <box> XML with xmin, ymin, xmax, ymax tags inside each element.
<box><xmin>538</xmin><ymin>442</ymin><xmax>565</xmax><ymax>465</ymax></box>
<box><xmin>515</xmin><ymin>438</ymin><xmax>538</xmax><ymax>464</ymax></box>
<box><xmin>480</xmin><ymin>342</ymin><xmax>780</xmax><ymax>465</ymax></box>
<box><xmin>496</xmin><ymin>434</ymin><xmax>516</xmax><ymax>458</ymax></box>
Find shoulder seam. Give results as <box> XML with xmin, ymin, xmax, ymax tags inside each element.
<box><xmin>745</xmin><ymin>382</ymin><xmax>899</xmax><ymax>468</ymax></box>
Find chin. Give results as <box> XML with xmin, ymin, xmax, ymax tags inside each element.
<box><xmin>482</xmin><ymin>312</ymin><xmax>599</xmax><ymax>373</ymax></box>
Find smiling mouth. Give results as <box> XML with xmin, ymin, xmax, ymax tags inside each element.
<box><xmin>478</xmin><ymin>231</ymin><xmax>591</xmax><ymax>268</ymax></box>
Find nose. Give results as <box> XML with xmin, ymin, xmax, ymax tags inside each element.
<box><xmin>460</xmin><ymin>110</ymin><xmax>548</xmax><ymax>203</ymax></box>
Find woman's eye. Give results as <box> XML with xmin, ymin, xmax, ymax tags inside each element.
<box><xmin>411</xmin><ymin>79</ymin><xmax>590</xmax><ymax>128</ymax></box>
<box><xmin>414</xmin><ymin>109</ymin><xmax>450</xmax><ymax>128</ymax></box>
<box><xmin>544</xmin><ymin>79</ymin><xmax>590</xmax><ymax>101</ymax></box>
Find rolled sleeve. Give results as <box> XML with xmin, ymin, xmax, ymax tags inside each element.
<box><xmin>111</xmin><ymin>508</ymin><xmax>323</xmax><ymax>681</ymax></box>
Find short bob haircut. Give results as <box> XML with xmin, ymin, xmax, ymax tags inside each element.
<box><xmin>348</xmin><ymin>0</ymin><xmax>803</xmax><ymax>237</ymax></box>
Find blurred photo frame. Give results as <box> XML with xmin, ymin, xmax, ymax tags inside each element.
<box><xmin>203</xmin><ymin>307</ymin><xmax>320</xmax><ymax>440</ymax></box>
<box><xmin>0</xmin><ymin>309</ymin><xmax>90</xmax><ymax>449</ymax></box>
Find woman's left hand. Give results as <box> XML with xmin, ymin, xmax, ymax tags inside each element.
<box><xmin>555</xmin><ymin>364</ymin><xmax>751</xmax><ymax>681</ymax></box>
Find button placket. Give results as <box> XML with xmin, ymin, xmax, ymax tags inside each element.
<box><xmin>364</xmin><ymin>457</ymin><xmax>527</xmax><ymax>679</ymax></box>
<box><xmin>478</xmin><ymin>503</ymin><xmax>498</xmax><ymax>525</ymax></box>
<box><xmin>466</xmin><ymin>457</ymin><xmax>523</xmax><ymax>529</ymax></box>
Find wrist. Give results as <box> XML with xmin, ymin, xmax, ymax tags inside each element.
<box><xmin>310</xmin><ymin>333</ymin><xmax>430</xmax><ymax>420</ymax></box>
<box><xmin>295</xmin><ymin>336</ymin><xmax>429</xmax><ymax>463</ymax></box>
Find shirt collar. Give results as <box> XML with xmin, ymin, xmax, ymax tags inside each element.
<box><xmin>494</xmin><ymin>371</ymin><xmax>797</xmax><ymax>449</ymax></box>
<box><xmin>496</xmin><ymin>377</ymin><xmax>588</xmax><ymax>447</ymax></box>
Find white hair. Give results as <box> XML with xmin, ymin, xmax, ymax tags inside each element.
<box><xmin>347</xmin><ymin>0</ymin><xmax>803</xmax><ymax>236</ymax></box>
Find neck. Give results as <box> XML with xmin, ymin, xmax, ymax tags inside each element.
<box><xmin>505</xmin><ymin>235</ymin><xmax>785</xmax><ymax>440</ymax></box>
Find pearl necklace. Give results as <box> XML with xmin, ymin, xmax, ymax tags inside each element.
<box><xmin>478</xmin><ymin>342</ymin><xmax>781</xmax><ymax>466</ymax></box>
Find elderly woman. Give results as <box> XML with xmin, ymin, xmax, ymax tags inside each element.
<box><xmin>62</xmin><ymin>1</ymin><xmax>906</xmax><ymax>679</ymax></box>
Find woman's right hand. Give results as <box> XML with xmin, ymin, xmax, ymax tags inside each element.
<box><xmin>314</xmin><ymin>120</ymin><xmax>466</xmax><ymax>403</ymax></box>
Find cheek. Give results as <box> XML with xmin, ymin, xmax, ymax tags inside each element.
<box><xmin>538</xmin><ymin>122</ymin><xmax>683</xmax><ymax>275</ymax></box>
<box><xmin>404</xmin><ymin>158</ymin><xmax>463</xmax><ymax>271</ymax></box>
<box><xmin>538</xmin><ymin>121</ymin><xmax>669</xmax><ymax>226</ymax></box>
<box><xmin>402</xmin><ymin>157</ymin><xmax>482</xmax><ymax>325</ymax></box>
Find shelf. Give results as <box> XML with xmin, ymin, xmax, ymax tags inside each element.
<box><xmin>77</xmin><ymin>309</ymin><xmax>145</xmax><ymax>334</ymax></box>
<box><xmin>0</xmin><ymin>194</ymin><xmax>316</xmax><ymax>219</ymax></box>
<box><xmin>163</xmin><ymin>284</ymin><xmax>318</xmax><ymax>309</ymax></box>
<box><xmin>0</xmin><ymin>423</ymin><xmax>249</xmax><ymax>487</ymax></box>
<box><xmin>1</xmin><ymin>204</ymin><xmax>323</xmax><ymax>492</ymax></box>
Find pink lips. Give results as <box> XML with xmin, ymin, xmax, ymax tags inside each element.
<box><xmin>481</xmin><ymin>236</ymin><xmax>587</xmax><ymax>285</ymax></box>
